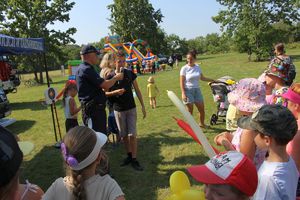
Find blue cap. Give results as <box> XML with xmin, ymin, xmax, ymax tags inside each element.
<box><xmin>80</xmin><ymin>44</ymin><xmax>99</xmax><ymax>55</ymax></box>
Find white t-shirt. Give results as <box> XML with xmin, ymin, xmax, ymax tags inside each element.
<box><xmin>180</xmin><ymin>64</ymin><xmax>202</xmax><ymax>88</ymax></box>
<box><xmin>42</xmin><ymin>174</ymin><xmax>124</xmax><ymax>200</ymax></box>
<box><xmin>252</xmin><ymin>157</ymin><xmax>299</xmax><ymax>200</ymax></box>
<box><xmin>64</xmin><ymin>96</ymin><xmax>77</xmax><ymax>119</ymax></box>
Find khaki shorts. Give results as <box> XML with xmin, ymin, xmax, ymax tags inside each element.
<box><xmin>114</xmin><ymin>108</ymin><xmax>137</xmax><ymax>137</ymax></box>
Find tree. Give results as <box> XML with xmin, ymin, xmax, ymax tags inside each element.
<box><xmin>165</xmin><ymin>34</ymin><xmax>188</xmax><ymax>55</ymax></box>
<box><xmin>213</xmin><ymin>0</ymin><xmax>300</xmax><ymax>61</ymax></box>
<box><xmin>0</xmin><ymin>0</ymin><xmax>76</xmax><ymax>83</ymax></box>
<box><xmin>107</xmin><ymin>0</ymin><xmax>164</xmax><ymax>53</ymax></box>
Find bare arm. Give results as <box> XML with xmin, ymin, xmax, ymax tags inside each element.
<box><xmin>105</xmin><ymin>89</ymin><xmax>125</xmax><ymax>97</ymax></box>
<box><xmin>239</xmin><ymin>129</ymin><xmax>257</xmax><ymax>160</ymax></box>
<box><xmin>133</xmin><ymin>80</ymin><xmax>146</xmax><ymax>118</ymax></box>
<box><xmin>180</xmin><ymin>75</ymin><xmax>187</xmax><ymax>101</ymax></box>
<box><xmin>69</xmin><ymin>98</ymin><xmax>81</xmax><ymax>116</ymax></box>
<box><xmin>290</xmin><ymin>132</ymin><xmax>300</xmax><ymax>171</ymax></box>
<box><xmin>115</xmin><ymin>196</ymin><xmax>125</xmax><ymax>200</ymax></box>
<box><xmin>100</xmin><ymin>73</ymin><xmax>123</xmax><ymax>90</ymax></box>
<box><xmin>200</xmin><ymin>73</ymin><xmax>215</xmax><ymax>82</ymax></box>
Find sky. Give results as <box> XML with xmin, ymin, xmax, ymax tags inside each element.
<box><xmin>52</xmin><ymin>0</ymin><xmax>224</xmax><ymax>45</ymax></box>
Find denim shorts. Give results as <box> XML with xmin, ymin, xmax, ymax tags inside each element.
<box><xmin>184</xmin><ymin>87</ymin><xmax>204</xmax><ymax>104</ymax></box>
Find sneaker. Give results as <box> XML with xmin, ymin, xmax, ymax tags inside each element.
<box><xmin>120</xmin><ymin>157</ymin><xmax>132</xmax><ymax>166</ymax></box>
<box><xmin>131</xmin><ymin>160</ymin><xmax>143</xmax><ymax>171</ymax></box>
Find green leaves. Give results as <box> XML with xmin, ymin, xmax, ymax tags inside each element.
<box><xmin>0</xmin><ymin>0</ymin><xmax>76</xmax><ymax>83</ymax></box>
<box><xmin>107</xmin><ymin>0</ymin><xmax>165</xmax><ymax>53</ymax></box>
<box><xmin>214</xmin><ymin>0</ymin><xmax>300</xmax><ymax>60</ymax></box>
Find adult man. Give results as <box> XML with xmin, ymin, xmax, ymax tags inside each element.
<box><xmin>76</xmin><ymin>44</ymin><xmax>122</xmax><ymax>134</ymax></box>
<box><xmin>111</xmin><ymin>51</ymin><xmax>146</xmax><ymax>171</ymax></box>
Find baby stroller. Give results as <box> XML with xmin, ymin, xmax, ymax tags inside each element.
<box><xmin>209</xmin><ymin>76</ymin><xmax>236</xmax><ymax>126</ymax></box>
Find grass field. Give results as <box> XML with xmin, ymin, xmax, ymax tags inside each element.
<box><xmin>6</xmin><ymin>49</ymin><xmax>300</xmax><ymax>200</ymax></box>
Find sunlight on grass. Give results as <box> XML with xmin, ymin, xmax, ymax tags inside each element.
<box><xmin>5</xmin><ymin>49</ymin><xmax>300</xmax><ymax>200</ymax></box>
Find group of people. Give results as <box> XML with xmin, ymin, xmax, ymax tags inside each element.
<box><xmin>180</xmin><ymin>43</ymin><xmax>300</xmax><ymax>199</ymax></box>
<box><xmin>1</xmin><ymin>42</ymin><xmax>299</xmax><ymax>200</ymax></box>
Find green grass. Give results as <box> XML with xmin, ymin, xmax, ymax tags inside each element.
<box><xmin>6</xmin><ymin>49</ymin><xmax>300</xmax><ymax>200</ymax></box>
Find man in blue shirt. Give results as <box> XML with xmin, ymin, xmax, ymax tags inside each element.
<box><xmin>76</xmin><ymin>44</ymin><xmax>122</xmax><ymax>134</ymax></box>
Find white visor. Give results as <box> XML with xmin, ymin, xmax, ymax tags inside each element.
<box><xmin>70</xmin><ymin>131</ymin><xmax>107</xmax><ymax>171</ymax></box>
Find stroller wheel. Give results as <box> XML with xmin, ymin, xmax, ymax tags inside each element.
<box><xmin>210</xmin><ymin>114</ymin><xmax>218</xmax><ymax>125</ymax></box>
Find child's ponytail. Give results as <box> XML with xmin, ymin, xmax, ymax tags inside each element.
<box><xmin>70</xmin><ymin>169</ymin><xmax>86</xmax><ymax>200</ymax></box>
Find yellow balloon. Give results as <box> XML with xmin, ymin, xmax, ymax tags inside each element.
<box><xmin>165</xmin><ymin>194</ymin><xmax>181</xmax><ymax>200</ymax></box>
<box><xmin>180</xmin><ymin>189</ymin><xmax>205</xmax><ymax>200</ymax></box>
<box><xmin>169</xmin><ymin>171</ymin><xmax>191</xmax><ymax>194</ymax></box>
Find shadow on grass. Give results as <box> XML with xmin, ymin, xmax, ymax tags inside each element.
<box><xmin>108</xmin><ymin>131</ymin><xmax>208</xmax><ymax>200</ymax></box>
<box><xmin>20</xmin><ymin>145</ymin><xmax>64</xmax><ymax>191</ymax></box>
<box><xmin>7</xmin><ymin>120</ymin><xmax>36</xmax><ymax>135</ymax></box>
<box><xmin>10</xmin><ymin>101</ymin><xmax>47</xmax><ymax>111</ymax></box>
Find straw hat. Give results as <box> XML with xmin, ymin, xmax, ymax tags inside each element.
<box><xmin>148</xmin><ymin>76</ymin><xmax>154</xmax><ymax>83</ymax></box>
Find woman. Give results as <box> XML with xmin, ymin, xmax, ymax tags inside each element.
<box><xmin>99</xmin><ymin>52</ymin><xmax>116</xmax><ymax>79</ymax></box>
<box><xmin>180</xmin><ymin>50</ymin><xmax>215</xmax><ymax>128</ymax></box>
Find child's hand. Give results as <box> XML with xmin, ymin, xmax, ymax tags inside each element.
<box><xmin>114</xmin><ymin>73</ymin><xmax>123</xmax><ymax>81</ymax></box>
<box><xmin>117</xmin><ymin>88</ymin><xmax>125</xmax><ymax>95</ymax></box>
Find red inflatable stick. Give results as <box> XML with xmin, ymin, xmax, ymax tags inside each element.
<box><xmin>173</xmin><ymin>117</ymin><xmax>220</xmax><ymax>154</ymax></box>
<box><xmin>56</xmin><ymin>80</ymin><xmax>77</xmax><ymax>100</ymax></box>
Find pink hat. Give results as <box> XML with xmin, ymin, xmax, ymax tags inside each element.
<box><xmin>187</xmin><ymin>151</ymin><xmax>258</xmax><ymax>196</ymax></box>
<box><xmin>228</xmin><ymin>78</ymin><xmax>266</xmax><ymax>112</ymax></box>
<box><xmin>282</xmin><ymin>88</ymin><xmax>300</xmax><ymax>104</ymax></box>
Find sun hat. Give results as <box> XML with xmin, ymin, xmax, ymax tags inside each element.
<box><xmin>61</xmin><ymin>126</ymin><xmax>107</xmax><ymax>171</ymax></box>
<box><xmin>0</xmin><ymin>126</ymin><xmax>23</xmax><ymax>187</ymax></box>
<box><xmin>238</xmin><ymin>104</ymin><xmax>297</xmax><ymax>140</ymax></box>
<box><xmin>282</xmin><ymin>88</ymin><xmax>300</xmax><ymax>104</ymax></box>
<box><xmin>148</xmin><ymin>76</ymin><xmax>154</xmax><ymax>83</ymax></box>
<box><xmin>187</xmin><ymin>151</ymin><xmax>258</xmax><ymax>196</ymax></box>
<box><xmin>80</xmin><ymin>44</ymin><xmax>100</xmax><ymax>55</ymax></box>
<box><xmin>228</xmin><ymin>78</ymin><xmax>266</xmax><ymax>112</ymax></box>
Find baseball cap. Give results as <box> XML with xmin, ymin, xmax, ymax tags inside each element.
<box><xmin>80</xmin><ymin>44</ymin><xmax>99</xmax><ymax>55</ymax></box>
<box><xmin>187</xmin><ymin>151</ymin><xmax>258</xmax><ymax>196</ymax></box>
<box><xmin>0</xmin><ymin>126</ymin><xmax>23</xmax><ymax>187</ymax></box>
<box><xmin>238</xmin><ymin>104</ymin><xmax>297</xmax><ymax>140</ymax></box>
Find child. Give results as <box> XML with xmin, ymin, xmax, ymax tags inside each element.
<box><xmin>147</xmin><ymin>76</ymin><xmax>159</xmax><ymax>109</ymax></box>
<box><xmin>43</xmin><ymin>126</ymin><xmax>125</xmax><ymax>200</ymax></box>
<box><xmin>0</xmin><ymin>126</ymin><xmax>44</xmax><ymax>200</ymax></box>
<box><xmin>63</xmin><ymin>82</ymin><xmax>81</xmax><ymax>132</ymax></box>
<box><xmin>238</xmin><ymin>105</ymin><xmax>298</xmax><ymax>199</ymax></box>
<box><xmin>214</xmin><ymin>78</ymin><xmax>267</xmax><ymax>169</ymax></box>
<box><xmin>258</xmin><ymin>43</ymin><xmax>296</xmax><ymax>104</ymax></box>
<box><xmin>187</xmin><ymin>151</ymin><xmax>258</xmax><ymax>200</ymax></box>
<box><xmin>281</xmin><ymin>83</ymin><xmax>300</xmax><ymax>197</ymax></box>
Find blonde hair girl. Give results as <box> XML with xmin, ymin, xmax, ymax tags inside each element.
<box><xmin>43</xmin><ymin>126</ymin><xmax>125</xmax><ymax>200</ymax></box>
<box><xmin>100</xmin><ymin>53</ymin><xmax>116</xmax><ymax>79</ymax></box>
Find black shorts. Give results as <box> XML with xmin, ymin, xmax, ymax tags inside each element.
<box><xmin>65</xmin><ymin>119</ymin><xmax>79</xmax><ymax>132</ymax></box>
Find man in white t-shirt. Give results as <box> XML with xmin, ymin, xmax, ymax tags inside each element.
<box><xmin>238</xmin><ymin>105</ymin><xmax>299</xmax><ymax>200</ymax></box>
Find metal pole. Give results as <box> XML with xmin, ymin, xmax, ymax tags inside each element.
<box><xmin>43</xmin><ymin>53</ymin><xmax>60</xmax><ymax>147</ymax></box>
